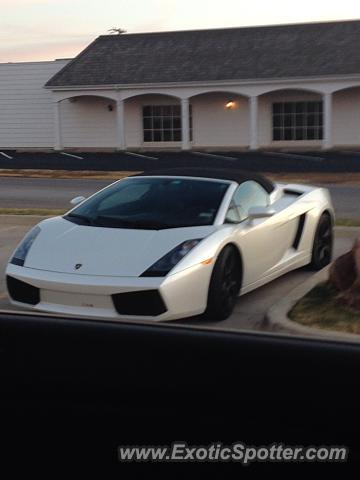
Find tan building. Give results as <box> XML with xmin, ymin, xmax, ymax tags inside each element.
<box><xmin>2</xmin><ymin>20</ymin><xmax>360</xmax><ymax>151</ymax></box>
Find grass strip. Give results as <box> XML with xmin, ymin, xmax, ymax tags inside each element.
<box><xmin>289</xmin><ymin>281</ymin><xmax>360</xmax><ymax>334</ymax></box>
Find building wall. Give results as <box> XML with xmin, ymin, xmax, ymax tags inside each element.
<box><xmin>333</xmin><ymin>88</ymin><xmax>360</xmax><ymax>146</ymax></box>
<box><xmin>0</xmin><ymin>60</ymin><xmax>69</xmax><ymax>149</ymax></box>
<box><xmin>56</xmin><ymin>88</ymin><xmax>344</xmax><ymax>150</ymax></box>
<box><xmin>60</xmin><ymin>96</ymin><xmax>117</xmax><ymax>148</ymax></box>
<box><xmin>124</xmin><ymin>93</ymin><xmax>249</xmax><ymax>149</ymax></box>
<box><xmin>2</xmin><ymin>60</ymin><xmax>360</xmax><ymax>150</ymax></box>
<box><xmin>190</xmin><ymin>93</ymin><xmax>249</xmax><ymax>148</ymax></box>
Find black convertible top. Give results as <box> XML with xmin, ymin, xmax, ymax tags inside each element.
<box><xmin>132</xmin><ymin>168</ymin><xmax>274</xmax><ymax>193</ymax></box>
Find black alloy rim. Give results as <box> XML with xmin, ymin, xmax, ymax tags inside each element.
<box><xmin>220</xmin><ymin>252</ymin><xmax>239</xmax><ymax>312</ymax></box>
<box><xmin>315</xmin><ymin>218</ymin><xmax>332</xmax><ymax>265</ymax></box>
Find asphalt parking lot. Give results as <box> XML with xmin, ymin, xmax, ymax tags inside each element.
<box><xmin>0</xmin><ymin>216</ymin><xmax>358</xmax><ymax>332</ymax></box>
<box><xmin>2</xmin><ymin>149</ymin><xmax>360</xmax><ymax>172</ymax></box>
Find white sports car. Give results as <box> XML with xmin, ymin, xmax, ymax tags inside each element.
<box><xmin>6</xmin><ymin>168</ymin><xmax>334</xmax><ymax>322</ymax></box>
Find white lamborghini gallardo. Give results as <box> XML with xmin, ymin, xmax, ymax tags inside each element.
<box><xmin>6</xmin><ymin>168</ymin><xmax>334</xmax><ymax>321</ymax></box>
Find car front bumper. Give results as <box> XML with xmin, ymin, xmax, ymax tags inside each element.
<box><xmin>5</xmin><ymin>262</ymin><xmax>212</xmax><ymax>322</ymax></box>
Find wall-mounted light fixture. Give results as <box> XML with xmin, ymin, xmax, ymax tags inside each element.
<box><xmin>107</xmin><ymin>104</ymin><xmax>114</xmax><ymax>111</ymax></box>
<box><xmin>225</xmin><ymin>100</ymin><xmax>236</xmax><ymax>109</ymax></box>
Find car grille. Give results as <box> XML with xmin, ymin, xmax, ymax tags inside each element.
<box><xmin>112</xmin><ymin>290</ymin><xmax>167</xmax><ymax>316</ymax></box>
<box><xmin>6</xmin><ymin>275</ymin><xmax>40</xmax><ymax>305</ymax></box>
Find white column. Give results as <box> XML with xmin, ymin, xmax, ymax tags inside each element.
<box><xmin>116</xmin><ymin>97</ymin><xmax>126</xmax><ymax>150</ymax></box>
<box><xmin>323</xmin><ymin>92</ymin><xmax>333</xmax><ymax>150</ymax></box>
<box><xmin>181</xmin><ymin>98</ymin><xmax>190</xmax><ymax>151</ymax></box>
<box><xmin>249</xmin><ymin>95</ymin><xmax>259</xmax><ymax>150</ymax></box>
<box><xmin>53</xmin><ymin>101</ymin><xmax>62</xmax><ymax>151</ymax></box>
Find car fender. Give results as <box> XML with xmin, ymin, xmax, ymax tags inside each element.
<box><xmin>169</xmin><ymin>225</ymin><xmax>240</xmax><ymax>276</ymax></box>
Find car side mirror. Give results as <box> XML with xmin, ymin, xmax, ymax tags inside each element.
<box><xmin>70</xmin><ymin>196</ymin><xmax>86</xmax><ymax>206</ymax></box>
<box><xmin>248</xmin><ymin>206</ymin><xmax>275</xmax><ymax>220</ymax></box>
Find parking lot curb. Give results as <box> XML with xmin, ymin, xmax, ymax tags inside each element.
<box><xmin>264</xmin><ymin>265</ymin><xmax>360</xmax><ymax>343</ymax></box>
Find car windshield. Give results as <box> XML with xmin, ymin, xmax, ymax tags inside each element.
<box><xmin>64</xmin><ymin>177</ymin><xmax>230</xmax><ymax>229</ymax></box>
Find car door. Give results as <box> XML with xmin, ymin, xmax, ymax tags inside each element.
<box><xmin>225</xmin><ymin>181</ymin><xmax>290</xmax><ymax>288</ymax></box>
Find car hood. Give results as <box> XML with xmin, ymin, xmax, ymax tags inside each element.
<box><xmin>24</xmin><ymin>217</ymin><xmax>216</xmax><ymax>277</ymax></box>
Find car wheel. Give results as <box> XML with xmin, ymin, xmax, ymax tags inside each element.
<box><xmin>204</xmin><ymin>245</ymin><xmax>242</xmax><ymax>321</ymax></box>
<box><xmin>309</xmin><ymin>213</ymin><xmax>333</xmax><ymax>271</ymax></box>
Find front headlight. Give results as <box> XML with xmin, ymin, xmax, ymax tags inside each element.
<box><xmin>141</xmin><ymin>239</ymin><xmax>201</xmax><ymax>277</ymax></box>
<box><xmin>10</xmin><ymin>225</ymin><xmax>41</xmax><ymax>266</ymax></box>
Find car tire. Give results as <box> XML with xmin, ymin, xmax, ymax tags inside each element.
<box><xmin>309</xmin><ymin>213</ymin><xmax>333</xmax><ymax>271</ymax></box>
<box><xmin>203</xmin><ymin>245</ymin><xmax>242</xmax><ymax>321</ymax></box>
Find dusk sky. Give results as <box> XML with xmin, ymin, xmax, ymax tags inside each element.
<box><xmin>1</xmin><ymin>0</ymin><xmax>360</xmax><ymax>62</ymax></box>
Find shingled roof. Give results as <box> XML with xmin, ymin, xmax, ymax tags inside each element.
<box><xmin>46</xmin><ymin>20</ymin><xmax>360</xmax><ymax>88</ymax></box>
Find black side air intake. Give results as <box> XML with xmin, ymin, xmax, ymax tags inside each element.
<box><xmin>112</xmin><ymin>290</ymin><xmax>167</xmax><ymax>316</ymax></box>
<box><xmin>292</xmin><ymin>213</ymin><xmax>307</xmax><ymax>250</ymax></box>
<box><xmin>6</xmin><ymin>275</ymin><xmax>40</xmax><ymax>305</ymax></box>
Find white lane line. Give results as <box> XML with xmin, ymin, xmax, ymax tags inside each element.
<box><xmin>262</xmin><ymin>151</ymin><xmax>324</xmax><ymax>162</ymax></box>
<box><xmin>192</xmin><ymin>151</ymin><xmax>237</xmax><ymax>161</ymax></box>
<box><xmin>60</xmin><ymin>152</ymin><xmax>84</xmax><ymax>160</ymax></box>
<box><xmin>0</xmin><ymin>151</ymin><xmax>13</xmax><ymax>159</ymax></box>
<box><xmin>125</xmin><ymin>151</ymin><xmax>158</xmax><ymax>160</ymax></box>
